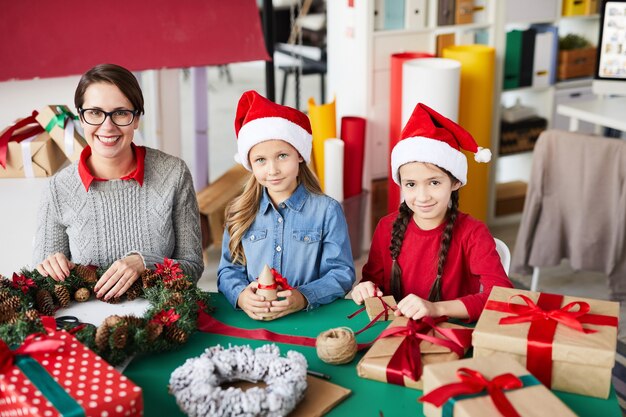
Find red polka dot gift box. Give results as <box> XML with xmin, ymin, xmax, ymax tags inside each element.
<box><xmin>0</xmin><ymin>330</ymin><xmax>143</xmax><ymax>417</ymax></box>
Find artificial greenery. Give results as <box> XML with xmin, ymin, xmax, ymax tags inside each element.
<box><xmin>0</xmin><ymin>259</ymin><xmax>212</xmax><ymax>365</ymax></box>
<box><xmin>559</xmin><ymin>34</ymin><xmax>592</xmax><ymax>50</ymax></box>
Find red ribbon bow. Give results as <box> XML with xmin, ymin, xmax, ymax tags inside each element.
<box><xmin>420</xmin><ymin>368</ymin><xmax>524</xmax><ymax>417</ymax></box>
<box><xmin>257</xmin><ymin>268</ymin><xmax>294</xmax><ymax>291</ymax></box>
<box><xmin>378</xmin><ymin>317</ymin><xmax>473</xmax><ymax>385</ymax></box>
<box><xmin>0</xmin><ymin>111</ymin><xmax>44</xmax><ymax>169</ymax></box>
<box><xmin>0</xmin><ymin>334</ymin><xmax>64</xmax><ymax>374</ymax></box>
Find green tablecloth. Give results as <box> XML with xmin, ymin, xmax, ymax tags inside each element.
<box><xmin>124</xmin><ymin>293</ymin><xmax>621</xmax><ymax>417</ymax></box>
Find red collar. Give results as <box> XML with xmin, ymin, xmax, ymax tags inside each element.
<box><xmin>78</xmin><ymin>143</ymin><xmax>145</xmax><ymax>191</ymax></box>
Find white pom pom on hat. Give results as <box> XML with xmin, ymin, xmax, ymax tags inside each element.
<box><xmin>234</xmin><ymin>90</ymin><xmax>312</xmax><ymax>171</ymax></box>
<box><xmin>390</xmin><ymin>103</ymin><xmax>491</xmax><ymax>186</ymax></box>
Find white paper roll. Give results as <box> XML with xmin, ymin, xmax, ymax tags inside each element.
<box><xmin>323</xmin><ymin>138</ymin><xmax>344</xmax><ymax>202</ymax></box>
<box><xmin>401</xmin><ymin>58</ymin><xmax>461</xmax><ymax>126</ymax></box>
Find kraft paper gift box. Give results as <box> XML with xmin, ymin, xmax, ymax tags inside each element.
<box><xmin>473</xmin><ymin>286</ymin><xmax>619</xmax><ymax>398</ymax></box>
<box><xmin>363</xmin><ymin>295</ymin><xmax>397</xmax><ymax>321</ymax></box>
<box><xmin>0</xmin><ymin>330</ymin><xmax>143</xmax><ymax>417</ymax></box>
<box><xmin>357</xmin><ymin>316</ymin><xmax>472</xmax><ymax>390</ymax></box>
<box><xmin>421</xmin><ymin>354</ymin><xmax>576</xmax><ymax>417</ymax></box>
<box><xmin>35</xmin><ymin>105</ymin><xmax>87</xmax><ymax>162</ymax></box>
<box><xmin>0</xmin><ymin>121</ymin><xmax>67</xmax><ymax>179</ymax></box>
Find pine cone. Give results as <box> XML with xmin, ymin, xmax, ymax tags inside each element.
<box><xmin>141</xmin><ymin>270</ymin><xmax>158</xmax><ymax>288</ymax></box>
<box><xmin>1</xmin><ymin>295</ymin><xmax>21</xmax><ymax>311</ymax></box>
<box><xmin>25</xmin><ymin>309</ymin><xmax>39</xmax><ymax>321</ymax></box>
<box><xmin>74</xmin><ymin>264</ymin><xmax>98</xmax><ymax>283</ymax></box>
<box><xmin>35</xmin><ymin>289</ymin><xmax>55</xmax><ymax>316</ymax></box>
<box><xmin>0</xmin><ymin>304</ymin><xmax>16</xmax><ymax>324</ymax></box>
<box><xmin>0</xmin><ymin>289</ymin><xmax>12</xmax><ymax>303</ymax></box>
<box><xmin>125</xmin><ymin>280</ymin><xmax>143</xmax><ymax>301</ymax></box>
<box><xmin>145</xmin><ymin>322</ymin><xmax>163</xmax><ymax>342</ymax></box>
<box><xmin>165</xmin><ymin>325</ymin><xmax>189</xmax><ymax>344</ymax></box>
<box><xmin>74</xmin><ymin>288</ymin><xmax>90</xmax><ymax>302</ymax></box>
<box><xmin>163</xmin><ymin>278</ymin><xmax>191</xmax><ymax>291</ymax></box>
<box><xmin>120</xmin><ymin>315</ymin><xmax>145</xmax><ymax>328</ymax></box>
<box><xmin>104</xmin><ymin>315</ymin><xmax>123</xmax><ymax>327</ymax></box>
<box><xmin>111</xmin><ymin>325</ymin><xmax>129</xmax><ymax>349</ymax></box>
<box><xmin>167</xmin><ymin>292</ymin><xmax>184</xmax><ymax>307</ymax></box>
<box><xmin>54</xmin><ymin>285</ymin><xmax>71</xmax><ymax>308</ymax></box>
<box><xmin>95</xmin><ymin>324</ymin><xmax>111</xmax><ymax>351</ymax></box>
<box><xmin>103</xmin><ymin>296</ymin><xmax>121</xmax><ymax>304</ymax></box>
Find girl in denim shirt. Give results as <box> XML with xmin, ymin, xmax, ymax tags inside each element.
<box><xmin>218</xmin><ymin>91</ymin><xmax>355</xmax><ymax>320</ymax></box>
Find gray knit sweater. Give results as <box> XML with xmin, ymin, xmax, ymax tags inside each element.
<box><xmin>32</xmin><ymin>147</ymin><xmax>204</xmax><ymax>282</ymax></box>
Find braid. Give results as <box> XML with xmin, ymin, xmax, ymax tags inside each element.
<box><xmin>389</xmin><ymin>202</ymin><xmax>412</xmax><ymax>300</ymax></box>
<box><xmin>428</xmin><ymin>190</ymin><xmax>459</xmax><ymax>302</ymax></box>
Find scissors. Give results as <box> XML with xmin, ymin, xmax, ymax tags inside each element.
<box><xmin>55</xmin><ymin>315</ymin><xmax>85</xmax><ymax>331</ymax></box>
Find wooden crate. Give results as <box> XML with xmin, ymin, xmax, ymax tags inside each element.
<box><xmin>495</xmin><ymin>181</ymin><xmax>528</xmax><ymax>216</ymax></box>
<box><xmin>558</xmin><ymin>47</ymin><xmax>597</xmax><ymax>80</ymax></box>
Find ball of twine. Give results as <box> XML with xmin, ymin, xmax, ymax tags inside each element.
<box><xmin>316</xmin><ymin>327</ymin><xmax>357</xmax><ymax>365</ymax></box>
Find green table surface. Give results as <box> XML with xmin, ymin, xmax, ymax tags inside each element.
<box><xmin>124</xmin><ymin>293</ymin><xmax>622</xmax><ymax>417</ymax></box>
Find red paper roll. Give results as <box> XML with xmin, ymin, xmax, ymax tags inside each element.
<box><xmin>388</xmin><ymin>52</ymin><xmax>433</xmax><ymax>213</ymax></box>
<box><xmin>340</xmin><ymin>116</ymin><xmax>366</xmax><ymax>200</ymax></box>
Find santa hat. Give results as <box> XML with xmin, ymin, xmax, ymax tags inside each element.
<box><xmin>234</xmin><ymin>90</ymin><xmax>312</xmax><ymax>171</ymax></box>
<box><xmin>391</xmin><ymin>103</ymin><xmax>491</xmax><ymax>186</ymax></box>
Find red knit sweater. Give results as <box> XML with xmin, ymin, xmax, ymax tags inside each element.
<box><xmin>362</xmin><ymin>211</ymin><xmax>513</xmax><ymax>321</ymax></box>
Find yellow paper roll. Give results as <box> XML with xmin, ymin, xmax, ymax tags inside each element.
<box><xmin>308</xmin><ymin>97</ymin><xmax>337</xmax><ymax>192</ymax></box>
<box><xmin>443</xmin><ymin>45</ymin><xmax>495</xmax><ymax>222</ymax></box>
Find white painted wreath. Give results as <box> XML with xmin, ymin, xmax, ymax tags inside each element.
<box><xmin>169</xmin><ymin>344</ymin><xmax>308</xmax><ymax>417</ymax></box>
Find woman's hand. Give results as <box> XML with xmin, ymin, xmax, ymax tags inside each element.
<box><xmin>350</xmin><ymin>281</ymin><xmax>383</xmax><ymax>305</ymax></box>
<box><xmin>94</xmin><ymin>254</ymin><xmax>145</xmax><ymax>300</ymax></box>
<box><xmin>395</xmin><ymin>294</ymin><xmax>440</xmax><ymax>321</ymax></box>
<box><xmin>237</xmin><ymin>282</ymin><xmax>272</xmax><ymax>320</ymax></box>
<box><xmin>36</xmin><ymin>253</ymin><xmax>74</xmax><ymax>281</ymax></box>
<box><xmin>269</xmin><ymin>288</ymin><xmax>307</xmax><ymax>318</ymax></box>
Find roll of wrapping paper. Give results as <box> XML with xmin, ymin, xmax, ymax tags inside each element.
<box><xmin>324</xmin><ymin>138</ymin><xmax>344</xmax><ymax>202</ymax></box>
<box><xmin>388</xmin><ymin>52</ymin><xmax>433</xmax><ymax>213</ymax></box>
<box><xmin>340</xmin><ymin>116</ymin><xmax>366</xmax><ymax>200</ymax></box>
<box><xmin>308</xmin><ymin>97</ymin><xmax>337</xmax><ymax>192</ymax></box>
<box><xmin>443</xmin><ymin>45</ymin><xmax>495</xmax><ymax>222</ymax></box>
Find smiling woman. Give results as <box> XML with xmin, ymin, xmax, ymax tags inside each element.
<box><xmin>32</xmin><ymin>64</ymin><xmax>204</xmax><ymax>300</ymax></box>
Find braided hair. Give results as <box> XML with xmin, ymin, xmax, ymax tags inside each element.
<box><xmin>389</xmin><ymin>170</ymin><xmax>460</xmax><ymax>302</ymax></box>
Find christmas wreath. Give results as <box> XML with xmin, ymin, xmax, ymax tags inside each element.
<box><xmin>169</xmin><ymin>344</ymin><xmax>308</xmax><ymax>417</ymax></box>
<box><xmin>0</xmin><ymin>258</ymin><xmax>212</xmax><ymax>365</ymax></box>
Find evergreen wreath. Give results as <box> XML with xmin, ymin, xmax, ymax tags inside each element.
<box><xmin>169</xmin><ymin>344</ymin><xmax>308</xmax><ymax>417</ymax></box>
<box><xmin>0</xmin><ymin>258</ymin><xmax>212</xmax><ymax>365</ymax></box>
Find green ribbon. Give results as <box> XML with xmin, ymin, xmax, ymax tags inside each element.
<box><xmin>45</xmin><ymin>106</ymin><xmax>78</xmax><ymax>133</ymax></box>
<box><xmin>15</xmin><ymin>354</ymin><xmax>85</xmax><ymax>417</ymax></box>
<box><xmin>442</xmin><ymin>374</ymin><xmax>540</xmax><ymax>417</ymax></box>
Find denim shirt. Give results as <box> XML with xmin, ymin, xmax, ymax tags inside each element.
<box><xmin>217</xmin><ymin>183</ymin><xmax>355</xmax><ymax>310</ymax></box>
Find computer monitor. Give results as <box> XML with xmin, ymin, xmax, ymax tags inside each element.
<box><xmin>593</xmin><ymin>0</ymin><xmax>626</xmax><ymax>95</ymax></box>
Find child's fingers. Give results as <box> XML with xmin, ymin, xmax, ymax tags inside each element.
<box><xmin>276</xmin><ymin>289</ymin><xmax>293</xmax><ymax>298</ymax></box>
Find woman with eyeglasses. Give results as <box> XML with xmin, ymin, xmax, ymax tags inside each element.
<box><xmin>32</xmin><ymin>63</ymin><xmax>204</xmax><ymax>300</ymax></box>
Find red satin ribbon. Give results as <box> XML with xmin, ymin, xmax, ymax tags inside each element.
<box><xmin>0</xmin><ymin>334</ymin><xmax>64</xmax><ymax>374</ymax></box>
<box><xmin>347</xmin><ymin>296</ymin><xmax>397</xmax><ymax>335</ymax></box>
<box><xmin>0</xmin><ymin>111</ymin><xmax>44</xmax><ymax>169</ymax></box>
<box><xmin>419</xmin><ymin>368</ymin><xmax>524</xmax><ymax>417</ymax></box>
<box><xmin>378</xmin><ymin>317</ymin><xmax>473</xmax><ymax>385</ymax></box>
<box><xmin>257</xmin><ymin>268</ymin><xmax>294</xmax><ymax>291</ymax></box>
<box><xmin>485</xmin><ymin>292</ymin><xmax>618</xmax><ymax>387</ymax></box>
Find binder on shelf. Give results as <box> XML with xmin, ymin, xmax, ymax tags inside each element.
<box><xmin>374</xmin><ymin>0</ymin><xmax>385</xmax><ymax>30</ymax></box>
<box><xmin>519</xmin><ymin>28</ymin><xmax>537</xmax><ymax>87</ymax></box>
<box><xmin>532</xmin><ymin>31</ymin><xmax>554</xmax><ymax>88</ymax></box>
<box><xmin>504</xmin><ymin>30</ymin><xmax>523</xmax><ymax>89</ymax></box>
<box><xmin>436</xmin><ymin>33</ymin><xmax>456</xmax><ymax>57</ymax></box>
<box><xmin>475</xmin><ymin>29</ymin><xmax>490</xmax><ymax>45</ymax></box>
<box><xmin>455</xmin><ymin>0</ymin><xmax>474</xmax><ymax>25</ymax></box>
<box><xmin>562</xmin><ymin>0</ymin><xmax>587</xmax><ymax>16</ymax></box>
<box><xmin>384</xmin><ymin>0</ymin><xmax>405</xmax><ymax>30</ymax></box>
<box><xmin>404</xmin><ymin>0</ymin><xmax>427</xmax><ymax>30</ymax></box>
<box><xmin>437</xmin><ymin>0</ymin><xmax>456</xmax><ymax>26</ymax></box>
<box><xmin>586</xmin><ymin>0</ymin><xmax>599</xmax><ymax>14</ymax></box>
<box><xmin>531</xmin><ymin>24</ymin><xmax>558</xmax><ymax>85</ymax></box>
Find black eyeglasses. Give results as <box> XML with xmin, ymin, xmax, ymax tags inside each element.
<box><xmin>79</xmin><ymin>108</ymin><xmax>139</xmax><ymax>126</ymax></box>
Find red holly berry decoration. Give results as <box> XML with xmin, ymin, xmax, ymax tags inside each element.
<box><xmin>150</xmin><ymin>309</ymin><xmax>180</xmax><ymax>327</ymax></box>
<box><xmin>11</xmin><ymin>273</ymin><xmax>35</xmax><ymax>294</ymax></box>
<box><xmin>155</xmin><ymin>258</ymin><xmax>183</xmax><ymax>282</ymax></box>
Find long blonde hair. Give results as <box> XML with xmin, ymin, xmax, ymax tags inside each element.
<box><xmin>225</xmin><ymin>162</ymin><xmax>322</xmax><ymax>265</ymax></box>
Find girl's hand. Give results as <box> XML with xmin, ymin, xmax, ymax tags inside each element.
<box><xmin>269</xmin><ymin>288</ymin><xmax>307</xmax><ymax>318</ymax></box>
<box><xmin>95</xmin><ymin>254</ymin><xmax>145</xmax><ymax>300</ymax></box>
<box><xmin>350</xmin><ymin>281</ymin><xmax>383</xmax><ymax>305</ymax></box>
<box><xmin>395</xmin><ymin>294</ymin><xmax>441</xmax><ymax>321</ymax></box>
<box><xmin>36</xmin><ymin>253</ymin><xmax>74</xmax><ymax>281</ymax></box>
<box><xmin>237</xmin><ymin>282</ymin><xmax>272</xmax><ymax>320</ymax></box>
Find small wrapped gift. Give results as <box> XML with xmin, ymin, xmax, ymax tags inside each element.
<box><xmin>35</xmin><ymin>105</ymin><xmax>87</xmax><ymax>161</ymax></box>
<box><xmin>364</xmin><ymin>295</ymin><xmax>397</xmax><ymax>321</ymax></box>
<box><xmin>473</xmin><ymin>286</ymin><xmax>619</xmax><ymax>398</ymax></box>
<box><xmin>420</xmin><ymin>354</ymin><xmax>576</xmax><ymax>417</ymax></box>
<box><xmin>0</xmin><ymin>113</ymin><xmax>67</xmax><ymax>178</ymax></box>
<box><xmin>356</xmin><ymin>316</ymin><xmax>473</xmax><ymax>390</ymax></box>
<box><xmin>0</xmin><ymin>330</ymin><xmax>143</xmax><ymax>416</ymax></box>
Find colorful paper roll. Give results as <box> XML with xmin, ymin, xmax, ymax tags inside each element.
<box><xmin>324</xmin><ymin>138</ymin><xmax>344</xmax><ymax>202</ymax></box>
<box><xmin>340</xmin><ymin>116</ymin><xmax>366</xmax><ymax>200</ymax></box>
<box><xmin>443</xmin><ymin>45</ymin><xmax>495</xmax><ymax>222</ymax></box>
<box><xmin>389</xmin><ymin>52</ymin><xmax>433</xmax><ymax>213</ymax></box>
<box><xmin>308</xmin><ymin>97</ymin><xmax>337</xmax><ymax>192</ymax></box>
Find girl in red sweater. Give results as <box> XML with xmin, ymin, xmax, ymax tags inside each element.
<box><xmin>352</xmin><ymin>103</ymin><xmax>513</xmax><ymax>322</ymax></box>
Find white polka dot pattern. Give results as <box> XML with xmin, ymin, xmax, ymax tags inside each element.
<box><xmin>0</xmin><ymin>331</ymin><xmax>143</xmax><ymax>417</ymax></box>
